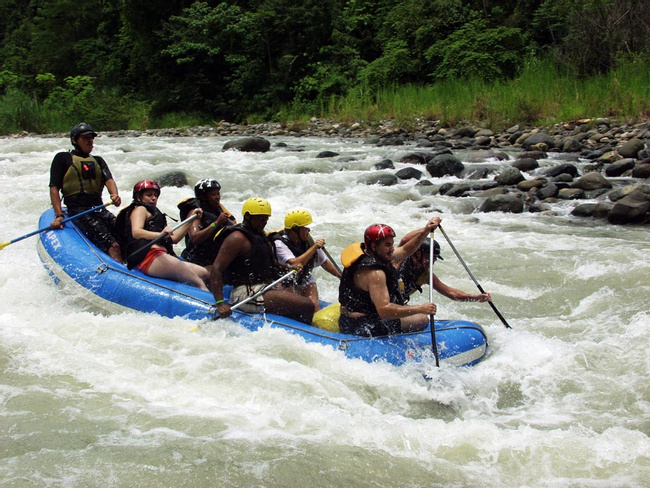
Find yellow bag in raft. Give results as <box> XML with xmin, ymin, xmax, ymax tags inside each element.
<box><xmin>312</xmin><ymin>302</ymin><xmax>341</xmax><ymax>332</ymax></box>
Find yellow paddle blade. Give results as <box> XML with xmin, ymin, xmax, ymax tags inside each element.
<box><xmin>341</xmin><ymin>242</ymin><xmax>363</xmax><ymax>268</ymax></box>
<box><xmin>0</xmin><ymin>241</ymin><xmax>10</xmax><ymax>251</ymax></box>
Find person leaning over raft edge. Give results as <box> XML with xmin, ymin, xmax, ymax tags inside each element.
<box><xmin>397</xmin><ymin>229</ymin><xmax>492</xmax><ymax>304</ymax></box>
<box><xmin>177</xmin><ymin>178</ymin><xmax>236</xmax><ymax>270</ymax></box>
<box><xmin>48</xmin><ymin>122</ymin><xmax>123</xmax><ymax>262</ymax></box>
<box><xmin>114</xmin><ymin>180</ymin><xmax>211</xmax><ymax>290</ymax></box>
<box><xmin>271</xmin><ymin>208</ymin><xmax>342</xmax><ymax>312</ymax></box>
<box><xmin>338</xmin><ymin>217</ymin><xmax>441</xmax><ymax>337</ymax></box>
<box><xmin>209</xmin><ymin>197</ymin><xmax>315</xmax><ymax>324</ymax></box>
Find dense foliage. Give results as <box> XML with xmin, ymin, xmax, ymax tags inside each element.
<box><xmin>0</xmin><ymin>0</ymin><xmax>648</xmax><ymax>132</ymax></box>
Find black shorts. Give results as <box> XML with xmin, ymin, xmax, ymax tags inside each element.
<box><xmin>69</xmin><ymin>207</ymin><xmax>117</xmax><ymax>253</ymax></box>
<box><xmin>339</xmin><ymin>314</ymin><xmax>401</xmax><ymax>337</ymax></box>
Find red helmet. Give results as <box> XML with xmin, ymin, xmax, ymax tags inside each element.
<box><xmin>133</xmin><ymin>180</ymin><xmax>160</xmax><ymax>199</ymax></box>
<box><xmin>364</xmin><ymin>224</ymin><xmax>396</xmax><ymax>248</ymax></box>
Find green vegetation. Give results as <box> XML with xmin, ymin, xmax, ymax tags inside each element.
<box><xmin>0</xmin><ymin>0</ymin><xmax>648</xmax><ymax>135</ymax></box>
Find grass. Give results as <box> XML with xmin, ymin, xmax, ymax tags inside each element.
<box><xmin>311</xmin><ymin>57</ymin><xmax>650</xmax><ymax>130</ymax></box>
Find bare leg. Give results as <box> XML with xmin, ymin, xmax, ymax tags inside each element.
<box><xmin>301</xmin><ymin>282</ymin><xmax>320</xmax><ymax>311</ymax></box>
<box><xmin>108</xmin><ymin>241</ymin><xmax>124</xmax><ymax>263</ymax></box>
<box><xmin>400</xmin><ymin>313</ymin><xmax>429</xmax><ymax>333</ymax></box>
<box><xmin>147</xmin><ymin>254</ymin><xmax>209</xmax><ymax>290</ymax></box>
<box><xmin>263</xmin><ymin>288</ymin><xmax>315</xmax><ymax>324</ymax></box>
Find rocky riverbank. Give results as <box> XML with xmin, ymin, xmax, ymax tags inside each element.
<box><xmin>6</xmin><ymin>117</ymin><xmax>649</xmax><ymax>224</ymax></box>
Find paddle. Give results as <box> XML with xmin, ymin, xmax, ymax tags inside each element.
<box><xmin>429</xmin><ymin>232</ymin><xmax>440</xmax><ymax>367</ymax></box>
<box><xmin>307</xmin><ymin>235</ymin><xmax>342</xmax><ymax>275</ymax></box>
<box><xmin>229</xmin><ymin>269</ymin><xmax>297</xmax><ymax>312</ymax></box>
<box><xmin>438</xmin><ymin>224</ymin><xmax>512</xmax><ymax>329</ymax></box>
<box><xmin>0</xmin><ymin>202</ymin><xmax>113</xmax><ymax>251</ymax></box>
<box><xmin>189</xmin><ymin>269</ymin><xmax>297</xmax><ymax>329</ymax></box>
<box><xmin>126</xmin><ymin>214</ymin><xmax>198</xmax><ymax>263</ymax></box>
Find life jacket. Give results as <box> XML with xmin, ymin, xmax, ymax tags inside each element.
<box><xmin>397</xmin><ymin>257</ymin><xmax>428</xmax><ymax>301</ymax></box>
<box><xmin>115</xmin><ymin>202</ymin><xmax>174</xmax><ymax>269</ymax></box>
<box><xmin>339</xmin><ymin>253</ymin><xmax>405</xmax><ymax>319</ymax></box>
<box><xmin>213</xmin><ymin>223</ymin><xmax>278</xmax><ymax>286</ymax></box>
<box><xmin>61</xmin><ymin>154</ymin><xmax>104</xmax><ymax>199</ymax></box>
<box><xmin>177</xmin><ymin>197</ymin><xmax>236</xmax><ymax>266</ymax></box>
<box><xmin>269</xmin><ymin>230</ymin><xmax>316</xmax><ymax>286</ymax></box>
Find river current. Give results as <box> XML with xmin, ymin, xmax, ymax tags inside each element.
<box><xmin>0</xmin><ymin>135</ymin><xmax>648</xmax><ymax>487</ymax></box>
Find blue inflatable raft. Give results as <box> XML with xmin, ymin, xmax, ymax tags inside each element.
<box><xmin>36</xmin><ymin>208</ymin><xmax>488</xmax><ymax>367</ymax></box>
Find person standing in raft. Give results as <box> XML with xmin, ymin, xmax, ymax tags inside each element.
<box><xmin>271</xmin><ymin>209</ymin><xmax>342</xmax><ymax>311</ymax></box>
<box><xmin>48</xmin><ymin>122</ymin><xmax>123</xmax><ymax>262</ymax></box>
<box><xmin>177</xmin><ymin>178</ymin><xmax>236</xmax><ymax>269</ymax></box>
<box><xmin>210</xmin><ymin>197</ymin><xmax>315</xmax><ymax>324</ymax></box>
<box><xmin>338</xmin><ymin>218</ymin><xmax>440</xmax><ymax>337</ymax></box>
<box><xmin>115</xmin><ymin>180</ymin><xmax>210</xmax><ymax>290</ymax></box>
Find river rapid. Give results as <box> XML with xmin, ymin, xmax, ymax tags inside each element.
<box><xmin>0</xmin><ymin>135</ymin><xmax>648</xmax><ymax>488</ymax></box>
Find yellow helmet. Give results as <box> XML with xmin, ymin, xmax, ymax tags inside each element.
<box><xmin>284</xmin><ymin>209</ymin><xmax>313</xmax><ymax>229</ymax></box>
<box><xmin>242</xmin><ymin>197</ymin><xmax>272</xmax><ymax>216</ymax></box>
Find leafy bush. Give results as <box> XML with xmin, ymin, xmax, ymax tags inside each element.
<box><xmin>426</xmin><ymin>19</ymin><xmax>527</xmax><ymax>81</ymax></box>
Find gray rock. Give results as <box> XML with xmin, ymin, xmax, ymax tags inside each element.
<box><xmin>607</xmin><ymin>191</ymin><xmax>650</xmax><ymax>224</ymax></box>
<box><xmin>512</xmin><ymin>158</ymin><xmax>539</xmax><ymax>172</ymax></box>
<box><xmin>359</xmin><ymin>173</ymin><xmax>399</xmax><ymax>186</ymax></box>
<box><xmin>632</xmin><ymin>163</ymin><xmax>650</xmax><ymax>179</ymax></box>
<box><xmin>479</xmin><ymin>194</ymin><xmax>524</xmax><ymax>213</ymax></box>
<box><xmin>496</xmin><ymin>167</ymin><xmax>525</xmax><ymax>186</ymax></box>
<box><xmin>223</xmin><ymin>136</ymin><xmax>271</xmax><ymax>152</ymax></box>
<box><xmin>374</xmin><ymin>159</ymin><xmax>394</xmax><ymax>170</ymax></box>
<box><xmin>426</xmin><ymin>154</ymin><xmax>464</xmax><ymax>177</ymax></box>
<box><xmin>605</xmin><ymin>158</ymin><xmax>636</xmax><ymax>177</ymax></box>
<box><xmin>522</xmin><ymin>132</ymin><xmax>556</xmax><ymax>149</ymax></box>
<box><xmin>558</xmin><ymin>188</ymin><xmax>585</xmax><ymax>199</ymax></box>
<box><xmin>572</xmin><ymin>172</ymin><xmax>612</xmax><ymax>191</ymax></box>
<box><xmin>537</xmin><ymin>183</ymin><xmax>560</xmax><ymax>200</ymax></box>
<box><xmin>618</xmin><ymin>138</ymin><xmax>645</xmax><ymax>159</ymax></box>
<box><xmin>541</xmin><ymin>163</ymin><xmax>579</xmax><ymax>178</ymax></box>
<box><xmin>158</xmin><ymin>171</ymin><xmax>189</xmax><ymax>188</ymax></box>
<box><xmin>395</xmin><ymin>167</ymin><xmax>423</xmax><ymax>180</ymax></box>
<box><xmin>316</xmin><ymin>150</ymin><xmax>339</xmax><ymax>158</ymax></box>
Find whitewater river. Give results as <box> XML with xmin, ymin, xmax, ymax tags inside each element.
<box><xmin>0</xmin><ymin>135</ymin><xmax>648</xmax><ymax>487</ymax></box>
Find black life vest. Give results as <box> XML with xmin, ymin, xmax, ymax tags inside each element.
<box><xmin>213</xmin><ymin>223</ymin><xmax>278</xmax><ymax>286</ymax></box>
<box><xmin>339</xmin><ymin>254</ymin><xmax>405</xmax><ymax>319</ymax></box>
<box><xmin>115</xmin><ymin>202</ymin><xmax>174</xmax><ymax>269</ymax></box>
<box><xmin>177</xmin><ymin>197</ymin><xmax>236</xmax><ymax>266</ymax></box>
<box><xmin>269</xmin><ymin>231</ymin><xmax>316</xmax><ymax>286</ymax></box>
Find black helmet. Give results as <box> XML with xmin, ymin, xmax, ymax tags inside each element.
<box><xmin>194</xmin><ymin>178</ymin><xmax>221</xmax><ymax>198</ymax></box>
<box><xmin>419</xmin><ymin>240</ymin><xmax>443</xmax><ymax>262</ymax></box>
<box><xmin>70</xmin><ymin>122</ymin><xmax>97</xmax><ymax>140</ymax></box>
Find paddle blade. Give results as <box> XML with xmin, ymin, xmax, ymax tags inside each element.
<box><xmin>0</xmin><ymin>241</ymin><xmax>10</xmax><ymax>251</ymax></box>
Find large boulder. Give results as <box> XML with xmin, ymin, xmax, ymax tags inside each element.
<box><xmin>157</xmin><ymin>171</ymin><xmax>189</xmax><ymax>188</ymax></box>
<box><xmin>223</xmin><ymin>136</ymin><xmax>271</xmax><ymax>152</ymax></box>
<box><xmin>605</xmin><ymin>158</ymin><xmax>636</xmax><ymax>177</ymax></box>
<box><xmin>479</xmin><ymin>194</ymin><xmax>524</xmax><ymax>213</ymax></box>
<box><xmin>426</xmin><ymin>154</ymin><xmax>464</xmax><ymax>177</ymax></box>
<box><xmin>618</xmin><ymin>138</ymin><xmax>645</xmax><ymax>159</ymax></box>
<box><xmin>512</xmin><ymin>158</ymin><xmax>539</xmax><ymax>172</ymax></box>
<box><xmin>522</xmin><ymin>132</ymin><xmax>556</xmax><ymax>149</ymax></box>
<box><xmin>496</xmin><ymin>167</ymin><xmax>525</xmax><ymax>186</ymax></box>
<box><xmin>359</xmin><ymin>173</ymin><xmax>399</xmax><ymax>186</ymax></box>
<box><xmin>395</xmin><ymin>167</ymin><xmax>423</xmax><ymax>180</ymax></box>
<box><xmin>541</xmin><ymin>163</ymin><xmax>579</xmax><ymax>178</ymax></box>
<box><xmin>572</xmin><ymin>172</ymin><xmax>612</xmax><ymax>191</ymax></box>
<box><xmin>607</xmin><ymin>191</ymin><xmax>650</xmax><ymax>224</ymax></box>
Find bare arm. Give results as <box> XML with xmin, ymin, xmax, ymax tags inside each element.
<box><xmin>431</xmin><ymin>273</ymin><xmax>491</xmax><ymax>302</ymax></box>
<box><xmin>105</xmin><ymin>178</ymin><xmax>121</xmax><ymax>207</ymax></box>
<box><xmin>361</xmin><ymin>268</ymin><xmax>436</xmax><ymax>319</ymax></box>
<box><xmin>49</xmin><ymin>186</ymin><xmax>65</xmax><ymax>229</ymax></box>
<box><xmin>392</xmin><ymin>216</ymin><xmax>441</xmax><ymax>265</ymax></box>
<box><xmin>188</xmin><ymin>211</ymin><xmax>231</xmax><ymax>246</ymax></box>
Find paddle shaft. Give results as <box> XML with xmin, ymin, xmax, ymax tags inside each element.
<box><xmin>126</xmin><ymin>214</ymin><xmax>198</xmax><ymax>262</ymax></box>
<box><xmin>0</xmin><ymin>202</ymin><xmax>112</xmax><ymax>250</ymax></box>
<box><xmin>429</xmin><ymin>232</ymin><xmax>440</xmax><ymax>367</ymax></box>
<box><xmin>230</xmin><ymin>269</ymin><xmax>296</xmax><ymax>311</ymax></box>
<box><xmin>438</xmin><ymin>225</ymin><xmax>512</xmax><ymax>329</ymax></box>
<box><xmin>306</xmin><ymin>235</ymin><xmax>342</xmax><ymax>275</ymax></box>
